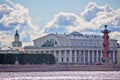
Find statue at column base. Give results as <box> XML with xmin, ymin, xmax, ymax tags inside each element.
<box><xmin>102</xmin><ymin>58</ymin><xmax>109</xmax><ymax>65</ymax></box>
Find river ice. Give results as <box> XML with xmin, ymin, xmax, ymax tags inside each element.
<box><xmin>0</xmin><ymin>71</ymin><xmax>120</xmax><ymax>80</ymax></box>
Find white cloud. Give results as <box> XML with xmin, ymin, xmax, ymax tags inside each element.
<box><xmin>80</xmin><ymin>2</ymin><xmax>113</xmax><ymax>22</ymax></box>
<box><xmin>0</xmin><ymin>1</ymin><xmax>120</xmax><ymax>47</ymax></box>
<box><xmin>90</xmin><ymin>8</ymin><xmax>120</xmax><ymax>29</ymax></box>
<box><xmin>110</xmin><ymin>31</ymin><xmax>120</xmax><ymax>43</ymax></box>
<box><xmin>0</xmin><ymin>31</ymin><xmax>13</xmax><ymax>46</ymax></box>
<box><xmin>0</xmin><ymin>0</ymin><xmax>44</xmax><ymax>47</ymax></box>
<box><xmin>45</xmin><ymin>12</ymin><xmax>77</xmax><ymax>29</ymax></box>
<box><xmin>45</xmin><ymin>2</ymin><xmax>120</xmax><ymax>43</ymax></box>
<box><xmin>81</xmin><ymin>2</ymin><xmax>120</xmax><ymax>29</ymax></box>
<box><xmin>45</xmin><ymin>12</ymin><xmax>93</xmax><ymax>33</ymax></box>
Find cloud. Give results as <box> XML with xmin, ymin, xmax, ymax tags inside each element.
<box><xmin>90</xmin><ymin>8</ymin><xmax>120</xmax><ymax>29</ymax></box>
<box><xmin>45</xmin><ymin>12</ymin><xmax>92</xmax><ymax>33</ymax></box>
<box><xmin>0</xmin><ymin>31</ymin><xmax>13</xmax><ymax>47</ymax></box>
<box><xmin>45</xmin><ymin>2</ymin><xmax>120</xmax><ymax>43</ymax></box>
<box><xmin>0</xmin><ymin>1</ymin><xmax>29</xmax><ymax>30</ymax></box>
<box><xmin>81</xmin><ymin>2</ymin><xmax>120</xmax><ymax>29</ymax></box>
<box><xmin>0</xmin><ymin>1</ymin><xmax>120</xmax><ymax>47</ymax></box>
<box><xmin>80</xmin><ymin>2</ymin><xmax>113</xmax><ymax>22</ymax></box>
<box><xmin>0</xmin><ymin>0</ymin><xmax>44</xmax><ymax>47</ymax></box>
<box><xmin>110</xmin><ymin>31</ymin><xmax>120</xmax><ymax>43</ymax></box>
<box><xmin>45</xmin><ymin>12</ymin><xmax>78</xmax><ymax>33</ymax></box>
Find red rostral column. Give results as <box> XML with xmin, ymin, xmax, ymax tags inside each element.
<box><xmin>101</xmin><ymin>25</ymin><xmax>110</xmax><ymax>64</ymax></box>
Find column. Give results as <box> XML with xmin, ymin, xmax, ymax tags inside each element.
<box><xmin>109</xmin><ymin>51</ymin><xmax>112</xmax><ymax>62</ymax></box>
<box><xmin>92</xmin><ymin>50</ymin><xmax>94</xmax><ymax>63</ymax></box>
<box><xmin>55</xmin><ymin>51</ymin><xmax>59</xmax><ymax>63</ymax></box>
<box><xmin>96</xmin><ymin>50</ymin><xmax>98</xmax><ymax>63</ymax></box>
<box><xmin>88</xmin><ymin>51</ymin><xmax>90</xmax><ymax>63</ymax></box>
<box><xmin>101</xmin><ymin>50</ymin><xmax>103</xmax><ymax>63</ymax></box>
<box><xmin>64</xmin><ymin>50</ymin><xmax>67</xmax><ymax>63</ymax></box>
<box><xmin>115</xmin><ymin>51</ymin><xmax>117</xmax><ymax>63</ymax></box>
<box><xmin>58</xmin><ymin>51</ymin><xmax>62</xmax><ymax>63</ymax></box>
<box><xmin>69</xmin><ymin>50</ymin><xmax>72</xmax><ymax>63</ymax></box>
<box><xmin>83</xmin><ymin>50</ymin><xmax>85</xmax><ymax>64</ymax></box>
<box><xmin>74</xmin><ymin>50</ymin><xmax>77</xmax><ymax>63</ymax></box>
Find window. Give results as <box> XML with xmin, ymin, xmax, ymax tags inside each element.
<box><xmin>56</xmin><ymin>50</ymin><xmax>59</xmax><ymax>54</ymax></box>
<box><xmin>72</xmin><ymin>50</ymin><xmax>75</xmax><ymax>53</ymax></box>
<box><xmin>55</xmin><ymin>41</ymin><xmax>57</xmax><ymax>45</ymax></box>
<box><xmin>67</xmin><ymin>57</ymin><xmax>69</xmax><ymax>62</ymax></box>
<box><xmin>36</xmin><ymin>51</ymin><xmax>39</xmax><ymax>53</ymax></box>
<box><xmin>77</xmin><ymin>57</ymin><xmax>79</xmax><ymax>62</ymax></box>
<box><xmin>72</xmin><ymin>57</ymin><xmax>74</xmax><ymax>62</ymax></box>
<box><xmin>41</xmin><ymin>51</ymin><xmax>44</xmax><ymax>53</ymax></box>
<box><xmin>46</xmin><ymin>51</ymin><xmax>49</xmax><ymax>54</ymax></box>
<box><xmin>61</xmin><ymin>50</ymin><xmax>64</xmax><ymax>53</ymax></box>
<box><xmin>50</xmin><ymin>51</ymin><xmax>54</xmax><ymax>54</ymax></box>
<box><xmin>81</xmin><ymin>43</ymin><xmax>83</xmax><ymax>45</ymax></box>
<box><xmin>67</xmin><ymin>50</ymin><xmax>70</xmax><ymax>53</ymax></box>
<box><xmin>93</xmin><ymin>43</ymin><xmax>96</xmax><ymax>46</ymax></box>
<box><xmin>61</xmin><ymin>57</ymin><xmax>64</xmax><ymax>62</ymax></box>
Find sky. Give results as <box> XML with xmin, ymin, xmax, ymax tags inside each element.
<box><xmin>0</xmin><ymin>0</ymin><xmax>120</xmax><ymax>47</ymax></box>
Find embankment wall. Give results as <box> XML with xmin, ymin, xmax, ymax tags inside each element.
<box><xmin>0</xmin><ymin>65</ymin><xmax>120</xmax><ymax>72</ymax></box>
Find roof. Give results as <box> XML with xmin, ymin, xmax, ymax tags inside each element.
<box><xmin>68</xmin><ymin>31</ymin><xmax>84</xmax><ymax>36</ymax></box>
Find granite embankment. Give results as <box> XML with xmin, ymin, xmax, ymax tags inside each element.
<box><xmin>0</xmin><ymin>65</ymin><xmax>120</xmax><ymax>72</ymax></box>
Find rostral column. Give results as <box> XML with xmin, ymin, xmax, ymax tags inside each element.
<box><xmin>101</xmin><ymin>25</ymin><xmax>110</xmax><ymax>64</ymax></box>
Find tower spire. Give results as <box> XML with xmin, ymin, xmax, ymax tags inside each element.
<box><xmin>15</xmin><ymin>29</ymin><xmax>19</xmax><ymax>36</ymax></box>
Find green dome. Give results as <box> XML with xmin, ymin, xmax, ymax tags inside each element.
<box><xmin>69</xmin><ymin>31</ymin><xmax>83</xmax><ymax>36</ymax></box>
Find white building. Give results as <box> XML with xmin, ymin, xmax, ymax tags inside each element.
<box><xmin>24</xmin><ymin>31</ymin><xmax>117</xmax><ymax>64</ymax></box>
<box><xmin>0</xmin><ymin>30</ymin><xmax>22</xmax><ymax>54</ymax></box>
<box><xmin>12</xmin><ymin>30</ymin><xmax>22</xmax><ymax>48</ymax></box>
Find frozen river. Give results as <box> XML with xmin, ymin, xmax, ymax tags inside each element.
<box><xmin>0</xmin><ymin>71</ymin><xmax>120</xmax><ymax>80</ymax></box>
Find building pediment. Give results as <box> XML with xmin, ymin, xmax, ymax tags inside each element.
<box><xmin>33</xmin><ymin>34</ymin><xmax>70</xmax><ymax>47</ymax></box>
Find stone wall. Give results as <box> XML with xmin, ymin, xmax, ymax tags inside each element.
<box><xmin>0</xmin><ymin>64</ymin><xmax>120</xmax><ymax>72</ymax></box>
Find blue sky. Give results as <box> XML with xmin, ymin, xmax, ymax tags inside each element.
<box><xmin>0</xmin><ymin>0</ymin><xmax>120</xmax><ymax>46</ymax></box>
<box><xmin>0</xmin><ymin>0</ymin><xmax>119</xmax><ymax>27</ymax></box>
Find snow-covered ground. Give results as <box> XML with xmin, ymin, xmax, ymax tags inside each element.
<box><xmin>0</xmin><ymin>71</ymin><xmax>120</xmax><ymax>80</ymax></box>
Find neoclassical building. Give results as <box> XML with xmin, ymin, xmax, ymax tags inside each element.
<box><xmin>117</xmin><ymin>46</ymin><xmax>120</xmax><ymax>64</ymax></box>
<box><xmin>24</xmin><ymin>31</ymin><xmax>117</xmax><ymax>64</ymax></box>
<box><xmin>0</xmin><ymin>30</ymin><xmax>22</xmax><ymax>53</ymax></box>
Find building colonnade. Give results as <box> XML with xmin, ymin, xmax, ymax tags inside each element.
<box><xmin>52</xmin><ymin>50</ymin><xmax>103</xmax><ymax>64</ymax></box>
<box><xmin>24</xmin><ymin>47</ymin><xmax>117</xmax><ymax>64</ymax></box>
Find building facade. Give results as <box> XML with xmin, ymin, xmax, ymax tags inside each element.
<box><xmin>117</xmin><ymin>46</ymin><xmax>120</xmax><ymax>64</ymax></box>
<box><xmin>24</xmin><ymin>31</ymin><xmax>118</xmax><ymax>64</ymax></box>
